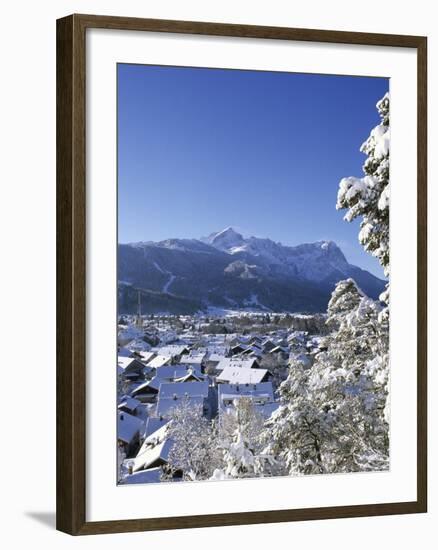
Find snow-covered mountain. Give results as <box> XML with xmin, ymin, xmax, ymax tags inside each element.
<box><xmin>118</xmin><ymin>228</ymin><xmax>386</xmax><ymax>314</ymax></box>
<box><xmin>203</xmin><ymin>227</ymin><xmax>353</xmax><ymax>282</ymax></box>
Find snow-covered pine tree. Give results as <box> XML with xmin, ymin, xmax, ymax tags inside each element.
<box><xmin>214</xmin><ymin>397</ymin><xmax>266</xmax><ymax>479</ymax></box>
<box><xmin>262</xmin><ymin>357</ymin><xmax>327</xmax><ymax>475</ymax></box>
<box><xmin>325</xmin><ymin>278</ymin><xmax>364</xmax><ymax>329</ymax></box>
<box><xmin>308</xmin><ymin>279</ymin><xmax>389</xmax><ymax>473</ymax></box>
<box><xmin>337</xmin><ymin>93</ymin><xmax>390</xmax><ymax>281</ymax></box>
<box><xmin>262</xmin><ymin>278</ymin><xmax>389</xmax><ymax>475</ymax></box>
<box><xmin>333</xmin><ymin>90</ymin><xmax>391</xmax><ymax>464</ymax></box>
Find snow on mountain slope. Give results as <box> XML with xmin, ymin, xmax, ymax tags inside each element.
<box><xmin>162</xmin><ymin>273</ymin><xmax>176</xmax><ymax>294</ymax></box>
<box><xmin>204</xmin><ymin>229</ymin><xmax>352</xmax><ymax>283</ymax></box>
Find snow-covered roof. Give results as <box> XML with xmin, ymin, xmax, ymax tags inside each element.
<box><xmin>130</xmin><ymin>379</ymin><xmax>160</xmax><ymax>397</ymax></box>
<box><xmin>180</xmin><ymin>352</ymin><xmax>206</xmax><ymax>365</ymax></box>
<box><xmin>206</xmin><ymin>353</ymin><xmax>226</xmax><ymax>363</ymax></box>
<box><xmin>117</xmin><ymin>356</ymin><xmax>145</xmax><ymax>372</ymax></box>
<box><xmin>158</xmin><ymin>380</ymin><xmax>209</xmax><ymax>400</ymax></box>
<box><xmin>118</xmin><ymin>396</ymin><xmax>141</xmax><ymax>413</ymax></box>
<box><xmin>155</xmin><ymin>345</ymin><xmax>188</xmax><ymax>357</ymax></box>
<box><xmin>121</xmin><ymin>467</ymin><xmax>162</xmax><ymax>484</ymax></box>
<box><xmin>144</xmin><ymin>417</ymin><xmax>169</xmax><ymax>439</ymax></box>
<box><xmin>216</xmin><ymin>366</ymin><xmax>268</xmax><ymax>385</ymax></box>
<box><xmin>155</xmin><ymin>381</ymin><xmax>210</xmax><ymax>418</ymax></box>
<box><xmin>137</xmin><ymin>351</ymin><xmax>156</xmax><ymax>364</ymax></box>
<box><xmin>117</xmin><ymin>411</ymin><xmax>144</xmax><ymax>445</ymax></box>
<box><xmin>231</xmin><ymin>343</ymin><xmax>247</xmax><ymax>351</ymax></box>
<box><xmin>148</xmin><ymin>355</ymin><xmax>172</xmax><ymax>368</ymax></box>
<box><xmin>239</xmin><ymin>346</ymin><xmax>263</xmax><ymax>357</ymax></box>
<box><xmin>130</xmin><ymin>423</ymin><xmax>172</xmax><ymax>472</ymax></box>
<box><xmin>261</xmin><ymin>338</ymin><xmax>275</xmax><ymax>346</ymax></box>
<box><xmin>157</xmin><ymin>395</ymin><xmax>206</xmax><ymax>418</ymax></box>
<box><xmin>173</xmin><ymin>369</ymin><xmax>205</xmax><ymax>383</ymax></box>
<box><xmin>154</xmin><ymin>364</ymin><xmax>202</xmax><ymax>380</ymax></box>
<box><xmin>216</xmin><ymin>357</ymin><xmax>258</xmax><ymax>371</ymax></box>
<box><xmin>143</xmin><ymin>421</ymin><xmax>169</xmax><ymax>446</ymax></box>
<box><xmin>130</xmin><ymin>438</ymin><xmax>173</xmax><ymax>472</ymax></box>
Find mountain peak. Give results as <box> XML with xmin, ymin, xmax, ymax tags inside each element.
<box><xmin>319</xmin><ymin>240</ymin><xmax>334</xmax><ymax>249</ymax></box>
<box><xmin>206</xmin><ymin>227</ymin><xmax>245</xmax><ymax>250</ymax></box>
<box><xmin>214</xmin><ymin>227</ymin><xmax>243</xmax><ymax>239</ymax></box>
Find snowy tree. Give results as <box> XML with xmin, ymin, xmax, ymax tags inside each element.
<box><xmin>262</xmin><ymin>280</ymin><xmax>389</xmax><ymax>475</ymax></box>
<box><xmin>334</xmin><ymin>91</ymin><xmax>390</xmax><ymax>465</ymax></box>
<box><xmin>326</xmin><ymin>278</ymin><xmax>363</xmax><ymax>328</ymax></box>
<box><xmin>211</xmin><ymin>398</ymin><xmax>268</xmax><ymax>479</ymax></box>
<box><xmin>164</xmin><ymin>399</ymin><xmax>222</xmax><ymax>481</ymax></box>
<box><xmin>261</xmin><ymin>356</ymin><xmax>327</xmax><ymax>476</ymax></box>
<box><xmin>117</xmin><ymin>443</ymin><xmax>127</xmax><ymax>483</ymax></box>
<box><xmin>337</xmin><ymin>93</ymin><xmax>390</xmax><ymax>277</ymax></box>
<box><xmin>308</xmin><ymin>280</ymin><xmax>389</xmax><ymax>473</ymax></box>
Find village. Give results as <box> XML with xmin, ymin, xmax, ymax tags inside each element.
<box><xmin>117</xmin><ymin>309</ymin><xmax>328</xmax><ymax>484</ymax></box>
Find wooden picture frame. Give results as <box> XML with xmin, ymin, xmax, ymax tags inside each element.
<box><xmin>56</xmin><ymin>13</ymin><xmax>427</xmax><ymax>535</ymax></box>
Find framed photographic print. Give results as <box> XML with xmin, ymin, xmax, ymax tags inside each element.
<box><xmin>56</xmin><ymin>14</ymin><xmax>427</xmax><ymax>535</ymax></box>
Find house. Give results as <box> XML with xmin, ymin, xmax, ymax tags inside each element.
<box><xmin>180</xmin><ymin>351</ymin><xmax>207</xmax><ymax>368</ymax></box>
<box><xmin>215</xmin><ymin>357</ymin><xmax>260</xmax><ymax>372</ymax></box>
<box><xmin>142</xmin><ymin>330</ymin><xmax>160</xmax><ymax>347</ymax></box>
<box><xmin>218</xmin><ymin>382</ymin><xmax>278</xmax><ymax>419</ymax></box>
<box><xmin>248</xmin><ymin>335</ymin><xmax>264</xmax><ymax>346</ymax></box>
<box><xmin>117</xmin><ymin>356</ymin><xmax>148</xmax><ymax>381</ymax></box>
<box><xmin>128</xmin><ymin>423</ymin><xmax>173</xmax><ymax>472</ymax></box>
<box><xmin>155</xmin><ymin>345</ymin><xmax>190</xmax><ymax>363</ymax></box>
<box><xmin>173</xmin><ymin>368</ymin><xmax>205</xmax><ymax>383</ymax></box>
<box><xmin>230</xmin><ymin>343</ymin><xmax>247</xmax><ymax>355</ymax></box>
<box><xmin>239</xmin><ymin>345</ymin><xmax>263</xmax><ymax>358</ymax></box>
<box><xmin>126</xmin><ymin>338</ymin><xmax>152</xmax><ymax>353</ymax></box>
<box><xmin>118</xmin><ymin>410</ymin><xmax>144</xmax><ymax>457</ymax></box>
<box><xmin>118</xmin><ymin>396</ymin><xmax>142</xmax><ymax>415</ymax></box>
<box><xmin>216</xmin><ymin>366</ymin><xmax>270</xmax><ymax>385</ymax></box>
<box><xmin>130</xmin><ymin>378</ymin><xmax>161</xmax><ymax>402</ymax></box>
<box><xmin>156</xmin><ymin>380</ymin><xmax>213</xmax><ymax>419</ymax></box>
<box><xmin>261</xmin><ymin>339</ymin><xmax>276</xmax><ymax>352</ymax></box>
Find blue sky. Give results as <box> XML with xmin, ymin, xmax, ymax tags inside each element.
<box><xmin>118</xmin><ymin>64</ymin><xmax>388</xmax><ymax>278</ymax></box>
